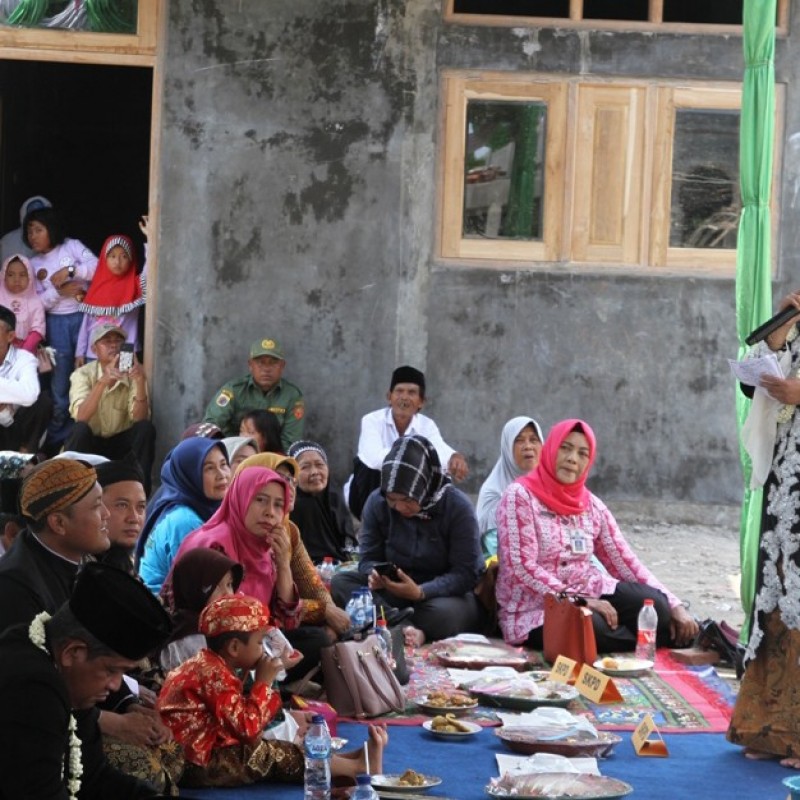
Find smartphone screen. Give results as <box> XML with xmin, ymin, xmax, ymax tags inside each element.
<box><xmin>118</xmin><ymin>343</ymin><xmax>134</xmax><ymax>372</ymax></box>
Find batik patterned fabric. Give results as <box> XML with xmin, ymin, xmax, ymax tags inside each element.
<box><xmin>199</xmin><ymin>595</ymin><xmax>270</xmax><ymax>637</ymax></box>
<box><xmin>158</xmin><ymin>648</ymin><xmax>281</xmax><ymax>768</ymax></box>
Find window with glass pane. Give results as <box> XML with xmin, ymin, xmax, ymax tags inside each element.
<box><xmin>669</xmin><ymin>109</ymin><xmax>740</xmax><ymax>249</ymax></box>
<box><xmin>463</xmin><ymin>101</ymin><xmax>547</xmax><ymax>241</ymax></box>
<box><xmin>1</xmin><ymin>0</ymin><xmax>137</xmax><ymax>33</ymax></box>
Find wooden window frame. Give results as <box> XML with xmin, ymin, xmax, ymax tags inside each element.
<box><xmin>443</xmin><ymin>0</ymin><xmax>790</xmax><ymax>36</ymax></box>
<box><xmin>439</xmin><ymin>72</ymin><xmax>567</xmax><ymax>262</ymax></box>
<box><xmin>439</xmin><ymin>72</ymin><xmax>780</xmax><ymax>275</ymax></box>
<box><xmin>0</xmin><ymin>0</ymin><xmax>160</xmax><ymax>66</ymax></box>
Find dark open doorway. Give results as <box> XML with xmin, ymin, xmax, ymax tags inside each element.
<box><xmin>0</xmin><ymin>59</ymin><xmax>152</xmax><ymax>258</ymax></box>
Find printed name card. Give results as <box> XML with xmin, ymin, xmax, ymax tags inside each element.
<box><xmin>631</xmin><ymin>713</ymin><xmax>669</xmax><ymax>757</ymax></box>
<box><xmin>550</xmin><ymin>656</ymin><xmax>579</xmax><ymax>684</ymax></box>
<box><xmin>575</xmin><ymin>664</ymin><xmax>623</xmax><ymax>704</ymax></box>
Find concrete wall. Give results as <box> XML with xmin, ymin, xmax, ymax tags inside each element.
<box><xmin>155</xmin><ymin>0</ymin><xmax>798</xmax><ymax>505</ymax></box>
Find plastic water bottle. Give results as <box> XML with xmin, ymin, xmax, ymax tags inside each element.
<box><xmin>317</xmin><ymin>557</ymin><xmax>336</xmax><ymax>589</ymax></box>
<box><xmin>345</xmin><ymin>590</ymin><xmax>362</xmax><ymax>635</ymax></box>
<box><xmin>635</xmin><ymin>599</ymin><xmax>658</xmax><ymax>662</ymax></box>
<box><xmin>375</xmin><ymin>618</ymin><xmax>395</xmax><ymax>669</ymax></box>
<box><xmin>303</xmin><ymin>714</ymin><xmax>332</xmax><ymax>800</ymax></box>
<box><xmin>352</xmin><ymin>773</ymin><xmax>379</xmax><ymax>800</ymax></box>
<box><xmin>360</xmin><ymin>588</ymin><xmax>375</xmax><ymax>635</ymax></box>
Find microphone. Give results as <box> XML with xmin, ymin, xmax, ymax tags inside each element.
<box><xmin>745</xmin><ymin>306</ymin><xmax>800</xmax><ymax>346</ymax></box>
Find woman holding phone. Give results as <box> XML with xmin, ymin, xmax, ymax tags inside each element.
<box><xmin>330</xmin><ymin>435</ymin><xmax>486</xmax><ymax>645</ymax></box>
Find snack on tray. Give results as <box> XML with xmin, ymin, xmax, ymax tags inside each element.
<box><xmin>431</xmin><ymin>713</ymin><xmax>473</xmax><ymax>732</ymax></box>
<box><xmin>425</xmin><ymin>690</ymin><xmax>475</xmax><ymax>707</ymax></box>
<box><xmin>398</xmin><ymin>769</ymin><xmax>426</xmax><ymax>786</ymax></box>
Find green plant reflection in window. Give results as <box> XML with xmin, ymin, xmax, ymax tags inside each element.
<box><xmin>463</xmin><ymin>101</ymin><xmax>547</xmax><ymax>241</ymax></box>
<box><xmin>1</xmin><ymin>0</ymin><xmax>137</xmax><ymax>34</ymax></box>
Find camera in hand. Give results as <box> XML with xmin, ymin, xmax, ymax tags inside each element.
<box><xmin>118</xmin><ymin>343</ymin><xmax>134</xmax><ymax>372</ymax></box>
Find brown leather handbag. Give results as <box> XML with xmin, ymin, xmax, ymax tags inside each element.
<box><xmin>321</xmin><ymin>634</ymin><xmax>405</xmax><ymax>718</ymax></box>
<box><xmin>542</xmin><ymin>592</ymin><xmax>598</xmax><ymax>665</ymax></box>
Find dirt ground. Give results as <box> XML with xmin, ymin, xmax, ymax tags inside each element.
<box><xmin>613</xmin><ymin>505</ymin><xmax>746</xmax><ymax>632</ymax></box>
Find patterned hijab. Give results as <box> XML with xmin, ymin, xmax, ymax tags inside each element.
<box><xmin>517</xmin><ymin>419</ymin><xmax>596</xmax><ymax>517</ymax></box>
<box><xmin>381</xmin><ymin>435</ymin><xmax>450</xmax><ymax>517</ymax></box>
<box><xmin>79</xmin><ymin>234</ymin><xmax>144</xmax><ymax>316</ymax></box>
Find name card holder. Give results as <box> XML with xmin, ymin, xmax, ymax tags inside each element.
<box><xmin>631</xmin><ymin>713</ymin><xmax>669</xmax><ymax>757</ymax></box>
<box><xmin>575</xmin><ymin>664</ymin><xmax>623</xmax><ymax>704</ymax></box>
<box><xmin>549</xmin><ymin>655</ymin><xmax>579</xmax><ymax>684</ymax></box>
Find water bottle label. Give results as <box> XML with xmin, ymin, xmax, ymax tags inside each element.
<box><xmin>637</xmin><ymin>630</ymin><xmax>656</xmax><ymax>646</ymax></box>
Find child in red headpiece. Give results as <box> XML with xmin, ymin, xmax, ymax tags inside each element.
<box><xmin>158</xmin><ymin>594</ymin><xmax>388</xmax><ymax>788</ymax></box>
<box><xmin>74</xmin><ymin>216</ymin><xmax>149</xmax><ymax>366</ymax></box>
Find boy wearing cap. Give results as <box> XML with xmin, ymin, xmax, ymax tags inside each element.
<box><xmin>203</xmin><ymin>337</ymin><xmax>304</xmax><ymax>451</ymax></box>
<box><xmin>64</xmin><ymin>323</ymin><xmax>155</xmax><ymax>493</ymax></box>
<box><xmin>0</xmin><ymin>562</ymin><xmax>172</xmax><ymax>799</ymax></box>
<box><xmin>346</xmin><ymin>365</ymin><xmax>469</xmax><ymax>519</ymax></box>
<box><xmin>159</xmin><ymin>594</ymin><xmax>387</xmax><ymax>788</ymax></box>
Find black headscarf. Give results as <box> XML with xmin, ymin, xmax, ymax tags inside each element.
<box><xmin>380</xmin><ymin>435</ymin><xmax>450</xmax><ymax>518</ymax></box>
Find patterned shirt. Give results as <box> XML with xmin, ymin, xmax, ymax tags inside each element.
<box><xmin>496</xmin><ymin>483</ymin><xmax>679</xmax><ymax>644</ymax></box>
<box><xmin>157</xmin><ymin>648</ymin><xmax>281</xmax><ymax>767</ymax></box>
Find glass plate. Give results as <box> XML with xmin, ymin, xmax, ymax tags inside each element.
<box><xmin>471</xmin><ymin>681</ymin><xmax>578</xmax><ymax>711</ymax></box>
<box><xmin>486</xmin><ymin>772</ymin><xmax>633</xmax><ymax>800</ymax></box>
<box><xmin>495</xmin><ymin>727</ymin><xmax>622</xmax><ymax>758</ymax></box>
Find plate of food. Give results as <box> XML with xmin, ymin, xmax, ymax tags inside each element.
<box><xmin>414</xmin><ymin>691</ymin><xmax>479</xmax><ymax>715</ymax></box>
<box><xmin>422</xmin><ymin>715</ymin><xmax>482</xmax><ymax>739</ymax></box>
<box><xmin>371</xmin><ymin>771</ymin><xmax>442</xmax><ymax>793</ymax></box>
<box><xmin>486</xmin><ymin>772</ymin><xmax>633</xmax><ymax>800</ymax></box>
<box><xmin>433</xmin><ymin>640</ymin><xmax>533</xmax><ymax>670</ymax></box>
<box><xmin>593</xmin><ymin>656</ymin><xmax>654</xmax><ymax>677</ymax></box>
<box><xmin>495</xmin><ymin>726</ymin><xmax>622</xmax><ymax>758</ymax></box>
<box><xmin>468</xmin><ymin>678</ymin><xmax>578</xmax><ymax>711</ymax></box>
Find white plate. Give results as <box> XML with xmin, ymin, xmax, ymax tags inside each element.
<box><xmin>371</xmin><ymin>773</ymin><xmax>443</xmax><ymax>792</ymax></box>
<box><xmin>422</xmin><ymin>718</ymin><xmax>482</xmax><ymax>739</ymax></box>
<box><xmin>592</xmin><ymin>657</ymin><xmax>654</xmax><ymax>677</ymax></box>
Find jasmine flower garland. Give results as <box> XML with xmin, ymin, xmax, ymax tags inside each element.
<box><xmin>28</xmin><ymin>611</ymin><xmax>83</xmax><ymax>800</ymax></box>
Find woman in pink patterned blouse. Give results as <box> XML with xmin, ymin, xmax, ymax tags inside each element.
<box><xmin>496</xmin><ymin>418</ymin><xmax>698</xmax><ymax>652</ymax></box>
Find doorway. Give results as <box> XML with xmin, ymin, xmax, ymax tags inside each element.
<box><xmin>0</xmin><ymin>59</ymin><xmax>152</xmax><ymax>258</ymax></box>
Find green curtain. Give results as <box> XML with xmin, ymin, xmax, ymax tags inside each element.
<box><xmin>735</xmin><ymin>0</ymin><xmax>776</xmax><ymax>640</ymax></box>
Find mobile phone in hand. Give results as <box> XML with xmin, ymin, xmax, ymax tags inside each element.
<box><xmin>118</xmin><ymin>343</ymin><xmax>134</xmax><ymax>372</ymax></box>
<box><xmin>374</xmin><ymin>561</ymin><xmax>400</xmax><ymax>581</ymax></box>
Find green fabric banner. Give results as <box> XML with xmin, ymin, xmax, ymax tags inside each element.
<box><xmin>736</xmin><ymin>0</ymin><xmax>776</xmax><ymax>639</ymax></box>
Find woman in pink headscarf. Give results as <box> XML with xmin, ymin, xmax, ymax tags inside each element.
<box><xmin>496</xmin><ymin>419</ymin><xmax>697</xmax><ymax>652</ymax></box>
<box><xmin>173</xmin><ymin>466</ymin><xmax>302</xmax><ymax>631</ymax></box>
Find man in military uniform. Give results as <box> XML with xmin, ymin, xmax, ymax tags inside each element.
<box><xmin>203</xmin><ymin>337</ymin><xmax>304</xmax><ymax>450</ymax></box>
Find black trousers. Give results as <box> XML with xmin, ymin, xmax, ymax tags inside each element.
<box><xmin>64</xmin><ymin>420</ymin><xmax>156</xmax><ymax>494</ymax></box>
<box><xmin>526</xmin><ymin>581</ymin><xmax>673</xmax><ymax>653</ymax></box>
<box><xmin>0</xmin><ymin>394</ymin><xmax>53</xmax><ymax>453</ymax></box>
<box><xmin>331</xmin><ymin>569</ymin><xmax>487</xmax><ymax>643</ymax></box>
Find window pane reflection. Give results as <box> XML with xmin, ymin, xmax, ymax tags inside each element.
<box><xmin>670</xmin><ymin>109</ymin><xmax>740</xmax><ymax>249</ymax></box>
<box><xmin>0</xmin><ymin>0</ymin><xmax>138</xmax><ymax>33</ymax></box>
<box><xmin>463</xmin><ymin>101</ymin><xmax>547</xmax><ymax>241</ymax></box>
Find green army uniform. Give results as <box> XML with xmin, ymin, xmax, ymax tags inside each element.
<box><xmin>203</xmin><ymin>375</ymin><xmax>305</xmax><ymax>450</ymax></box>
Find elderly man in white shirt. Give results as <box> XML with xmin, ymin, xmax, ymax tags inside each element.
<box><xmin>0</xmin><ymin>304</ymin><xmax>51</xmax><ymax>453</ymax></box>
<box><xmin>346</xmin><ymin>365</ymin><xmax>468</xmax><ymax>519</ymax></box>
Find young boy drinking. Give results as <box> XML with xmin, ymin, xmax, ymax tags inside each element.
<box><xmin>158</xmin><ymin>595</ymin><xmax>387</xmax><ymax>788</ymax></box>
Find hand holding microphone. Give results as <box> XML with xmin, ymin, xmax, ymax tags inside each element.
<box><xmin>746</xmin><ymin>291</ymin><xmax>800</xmax><ymax>347</ymax></box>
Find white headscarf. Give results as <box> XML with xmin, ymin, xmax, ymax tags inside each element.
<box><xmin>475</xmin><ymin>416</ymin><xmax>543</xmax><ymax>536</ymax></box>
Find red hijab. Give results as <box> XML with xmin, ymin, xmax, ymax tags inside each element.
<box><xmin>517</xmin><ymin>419</ymin><xmax>596</xmax><ymax>516</ymax></box>
<box><xmin>79</xmin><ymin>234</ymin><xmax>144</xmax><ymax>315</ymax></box>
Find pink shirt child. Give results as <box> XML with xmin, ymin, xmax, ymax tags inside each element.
<box><xmin>0</xmin><ymin>254</ymin><xmax>46</xmax><ymax>353</ymax></box>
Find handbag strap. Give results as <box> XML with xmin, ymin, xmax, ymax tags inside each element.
<box><xmin>355</xmin><ymin>646</ymin><xmax>404</xmax><ymax>711</ymax></box>
<box><xmin>331</xmin><ymin>646</ymin><xmax>366</xmax><ymax>717</ymax></box>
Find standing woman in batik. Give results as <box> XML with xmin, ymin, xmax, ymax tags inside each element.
<box><xmin>729</xmin><ymin>290</ymin><xmax>800</xmax><ymax>768</ymax></box>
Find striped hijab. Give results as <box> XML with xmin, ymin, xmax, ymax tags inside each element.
<box><xmin>380</xmin><ymin>435</ymin><xmax>450</xmax><ymax>518</ymax></box>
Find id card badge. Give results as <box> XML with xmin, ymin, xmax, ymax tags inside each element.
<box><xmin>569</xmin><ymin>530</ymin><xmax>588</xmax><ymax>554</ymax></box>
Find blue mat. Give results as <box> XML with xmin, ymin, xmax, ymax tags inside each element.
<box><xmin>187</xmin><ymin>722</ymin><xmax>791</xmax><ymax>799</ymax></box>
